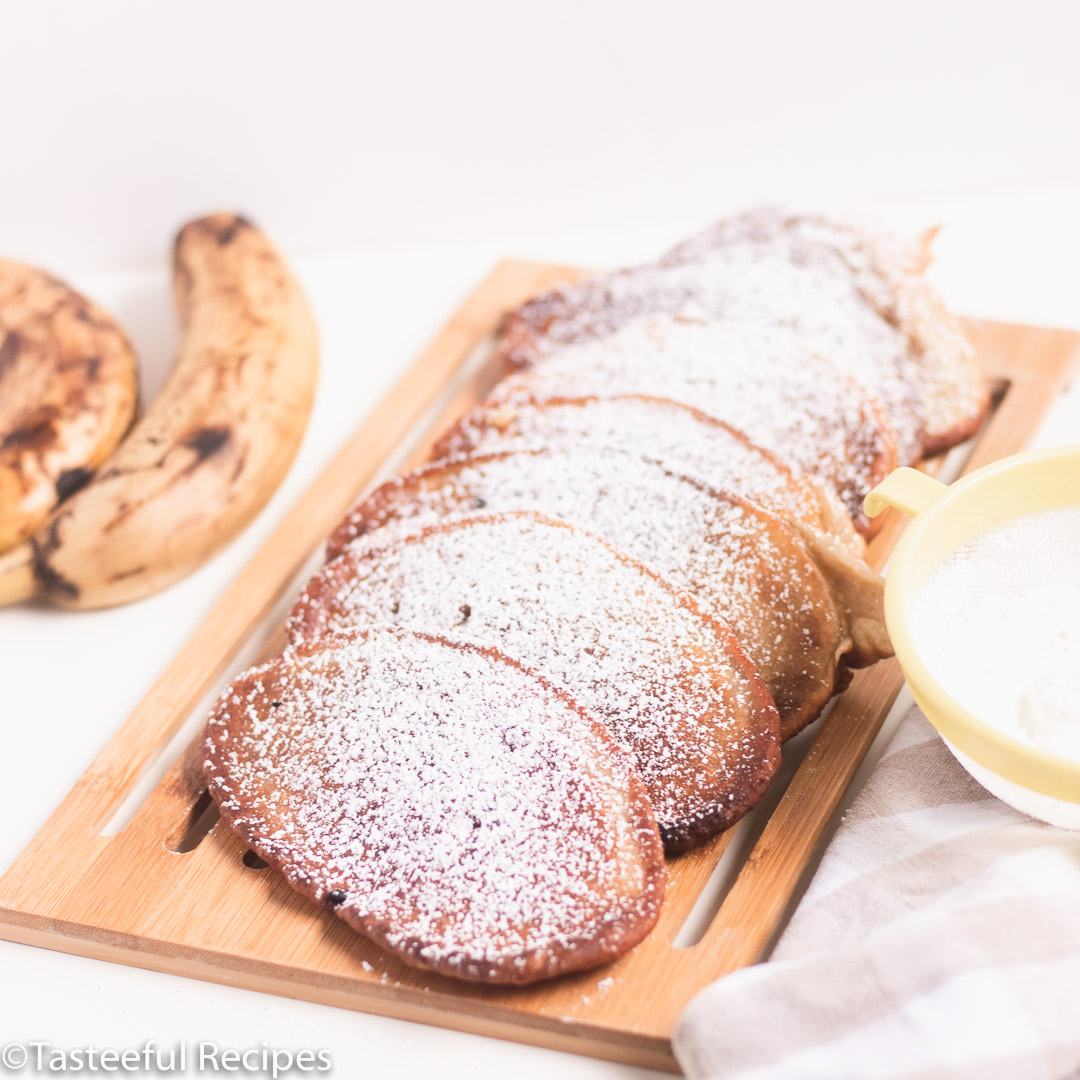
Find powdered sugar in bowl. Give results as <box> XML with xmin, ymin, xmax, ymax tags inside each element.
<box><xmin>865</xmin><ymin>447</ymin><xmax>1080</xmax><ymax>828</ymax></box>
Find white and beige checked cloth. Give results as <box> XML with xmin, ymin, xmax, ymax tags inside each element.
<box><xmin>674</xmin><ymin>706</ymin><xmax>1080</xmax><ymax>1080</ymax></box>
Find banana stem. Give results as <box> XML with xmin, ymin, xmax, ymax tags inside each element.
<box><xmin>0</xmin><ymin>542</ymin><xmax>36</xmax><ymax>607</ymax></box>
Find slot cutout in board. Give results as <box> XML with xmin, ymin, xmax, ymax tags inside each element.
<box><xmin>167</xmin><ymin>790</ymin><xmax>220</xmax><ymax>854</ymax></box>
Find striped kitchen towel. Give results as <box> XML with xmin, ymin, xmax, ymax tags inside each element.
<box><xmin>673</xmin><ymin>706</ymin><xmax>1080</xmax><ymax>1080</ymax></box>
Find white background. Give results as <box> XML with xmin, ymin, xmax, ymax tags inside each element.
<box><xmin>1</xmin><ymin>2</ymin><xmax>1080</xmax><ymax>1079</ymax></box>
<box><xmin>3</xmin><ymin>0</ymin><xmax>1080</xmax><ymax>271</ymax></box>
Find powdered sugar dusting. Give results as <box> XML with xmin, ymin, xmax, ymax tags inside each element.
<box><xmin>884</xmin><ymin>270</ymin><xmax>985</xmax><ymax>448</ymax></box>
<box><xmin>680</xmin><ymin>207</ymin><xmax>984</xmax><ymax>450</ymax></box>
<box><xmin>491</xmin><ymin>316</ymin><xmax>896</xmax><ymax>528</ymax></box>
<box><xmin>429</xmin><ymin>394</ymin><xmax>855</xmax><ymax>544</ymax></box>
<box><xmin>289</xmin><ymin>512</ymin><xmax>780</xmax><ymax>848</ymax></box>
<box><xmin>663</xmin><ymin>209</ymin><xmax>927</xmax><ymax>463</ymax></box>
<box><xmin>502</xmin><ymin>206</ymin><xmax>985</xmax><ymax>457</ymax></box>
<box><xmin>202</xmin><ymin>629</ymin><xmax>665</xmax><ymax>983</ymax></box>
<box><xmin>329</xmin><ymin>448</ymin><xmax>842</xmax><ymax>733</ymax></box>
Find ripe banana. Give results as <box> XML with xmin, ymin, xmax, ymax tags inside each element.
<box><xmin>0</xmin><ymin>262</ymin><xmax>138</xmax><ymax>552</ymax></box>
<box><xmin>0</xmin><ymin>213</ymin><xmax>318</xmax><ymax>609</ymax></box>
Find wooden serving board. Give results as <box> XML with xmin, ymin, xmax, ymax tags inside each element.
<box><xmin>1</xmin><ymin>260</ymin><xmax>1077</xmax><ymax>1073</ymax></box>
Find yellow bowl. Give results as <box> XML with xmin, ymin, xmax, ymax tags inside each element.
<box><xmin>865</xmin><ymin>446</ymin><xmax>1080</xmax><ymax>823</ymax></box>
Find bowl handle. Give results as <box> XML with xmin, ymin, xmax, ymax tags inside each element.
<box><xmin>864</xmin><ymin>467</ymin><xmax>947</xmax><ymax>519</ymax></box>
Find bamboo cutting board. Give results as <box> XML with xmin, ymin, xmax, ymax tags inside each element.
<box><xmin>0</xmin><ymin>260</ymin><xmax>1077</xmax><ymax>1073</ymax></box>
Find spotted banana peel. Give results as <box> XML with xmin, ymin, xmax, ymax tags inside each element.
<box><xmin>0</xmin><ymin>213</ymin><xmax>318</xmax><ymax>608</ymax></box>
<box><xmin>0</xmin><ymin>263</ymin><xmax>138</xmax><ymax>552</ymax></box>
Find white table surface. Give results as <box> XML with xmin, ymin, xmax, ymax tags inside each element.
<box><xmin>2</xmin><ymin>191</ymin><xmax>1080</xmax><ymax>1079</ymax></box>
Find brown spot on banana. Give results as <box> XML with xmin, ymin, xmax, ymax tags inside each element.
<box><xmin>230</xmin><ymin>446</ymin><xmax>249</xmax><ymax>485</ymax></box>
<box><xmin>108</xmin><ymin>565</ymin><xmax>148</xmax><ymax>582</ymax></box>
<box><xmin>33</xmin><ymin>549</ymin><xmax>80</xmax><ymax>602</ymax></box>
<box><xmin>56</xmin><ymin>353</ymin><xmax>102</xmax><ymax>380</ymax></box>
<box><xmin>0</xmin><ymin>417</ymin><xmax>57</xmax><ymax>453</ymax></box>
<box><xmin>183</xmin><ymin>425</ymin><xmax>232</xmax><ymax>462</ymax></box>
<box><xmin>8</xmin><ymin>515</ymin><xmax>81</xmax><ymax>604</ymax></box>
<box><xmin>0</xmin><ymin>331</ymin><xmax>21</xmax><ymax>378</ymax></box>
<box><xmin>54</xmin><ymin>466</ymin><xmax>92</xmax><ymax>501</ymax></box>
<box><xmin>210</xmin><ymin>214</ymin><xmax>253</xmax><ymax>246</ymax></box>
<box><xmin>0</xmin><ymin>213</ymin><xmax>318</xmax><ymax>610</ymax></box>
